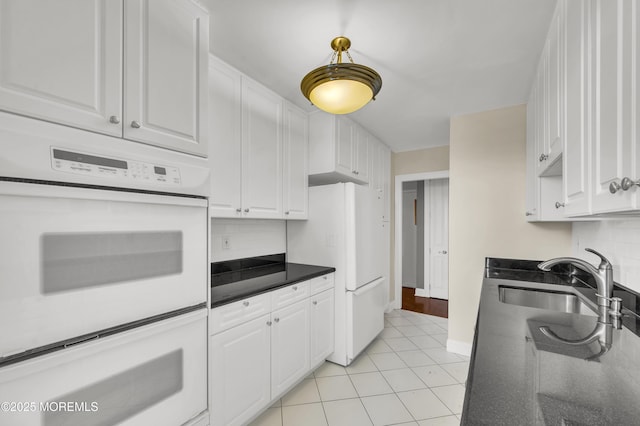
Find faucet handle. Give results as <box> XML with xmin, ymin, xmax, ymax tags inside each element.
<box><xmin>585</xmin><ymin>248</ymin><xmax>612</xmax><ymax>270</ymax></box>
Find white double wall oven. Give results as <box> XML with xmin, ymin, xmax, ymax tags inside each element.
<box><xmin>0</xmin><ymin>111</ymin><xmax>210</xmax><ymax>426</ymax></box>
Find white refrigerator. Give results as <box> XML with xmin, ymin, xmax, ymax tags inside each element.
<box><xmin>287</xmin><ymin>183</ymin><xmax>388</xmax><ymax>366</ymax></box>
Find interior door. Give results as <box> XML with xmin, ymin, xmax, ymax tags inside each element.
<box><xmin>429</xmin><ymin>179</ymin><xmax>449</xmax><ymax>300</ymax></box>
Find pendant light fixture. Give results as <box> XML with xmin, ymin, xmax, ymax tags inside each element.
<box><xmin>301</xmin><ymin>36</ymin><xmax>382</xmax><ymax>115</ymax></box>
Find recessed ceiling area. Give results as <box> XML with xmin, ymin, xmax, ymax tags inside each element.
<box><xmin>201</xmin><ymin>0</ymin><xmax>557</xmax><ymax>152</ymax></box>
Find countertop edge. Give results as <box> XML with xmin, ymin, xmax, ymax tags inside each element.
<box><xmin>210</xmin><ymin>265</ymin><xmax>336</xmax><ymax>309</ymax></box>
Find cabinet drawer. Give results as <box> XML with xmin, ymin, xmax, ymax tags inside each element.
<box><xmin>210</xmin><ymin>293</ymin><xmax>271</xmax><ymax>335</ymax></box>
<box><xmin>310</xmin><ymin>273</ymin><xmax>335</xmax><ymax>295</ymax></box>
<box><xmin>271</xmin><ymin>282</ymin><xmax>310</xmax><ymax>310</ymax></box>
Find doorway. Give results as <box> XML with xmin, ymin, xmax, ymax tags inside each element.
<box><xmin>394</xmin><ymin>172</ymin><xmax>449</xmax><ymax>317</ymax></box>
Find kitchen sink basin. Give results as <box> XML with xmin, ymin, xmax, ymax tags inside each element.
<box><xmin>498</xmin><ymin>286</ymin><xmax>597</xmax><ymax>316</ymax></box>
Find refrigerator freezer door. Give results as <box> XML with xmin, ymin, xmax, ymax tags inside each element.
<box><xmin>345</xmin><ymin>183</ymin><xmax>383</xmax><ymax>291</ymax></box>
<box><xmin>346</xmin><ymin>277</ymin><xmax>386</xmax><ymax>364</ymax></box>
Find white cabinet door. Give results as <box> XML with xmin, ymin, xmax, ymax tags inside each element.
<box><xmin>0</xmin><ymin>0</ymin><xmax>122</xmax><ymax>137</ymax></box>
<box><xmin>310</xmin><ymin>289</ymin><xmax>335</xmax><ymax>367</ymax></box>
<box><xmin>590</xmin><ymin>0</ymin><xmax>638</xmax><ymax>213</ymax></box>
<box><xmin>563</xmin><ymin>0</ymin><xmax>591</xmax><ymax>216</ymax></box>
<box><xmin>547</xmin><ymin>6</ymin><xmax>563</xmax><ymax>162</ymax></box>
<box><xmin>242</xmin><ymin>78</ymin><xmax>283</xmax><ymax>218</ymax></box>
<box><xmin>209</xmin><ymin>56</ymin><xmax>242</xmax><ymax>217</ymax></box>
<box><xmin>270</xmin><ymin>299</ymin><xmax>310</xmax><ymax>398</ymax></box>
<box><xmin>283</xmin><ymin>101</ymin><xmax>309</xmax><ymax>220</ymax></box>
<box><xmin>124</xmin><ymin>0</ymin><xmax>208</xmax><ymax>157</ymax></box>
<box><xmin>381</xmin><ymin>144</ymin><xmax>391</xmax><ymax>222</ymax></box>
<box><xmin>335</xmin><ymin>116</ymin><xmax>355</xmax><ymax>176</ymax></box>
<box><xmin>354</xmin><ymin>126</ymin><xmax>369</xmax><ymax>182</ymax></box>
<box><xmin>525</xmin><ymin>99</ymin><xmax>539</xmax><ymax>220</ymax></box>
<box><xmin>210</xmin><ymin>315</ymin><xmax>271</xmax><ymax>426</ymax></box>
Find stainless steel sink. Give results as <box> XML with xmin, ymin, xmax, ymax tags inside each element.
<box><xmin>498</xmin><ymin>286</ymin><xmax>596</xmax><ymax>316</ymax></box>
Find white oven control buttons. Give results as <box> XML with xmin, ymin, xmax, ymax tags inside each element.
<box><xmin>51</xmin><ymin>148</ymin><xmax>181</xmax><ymax>186</ymax></box>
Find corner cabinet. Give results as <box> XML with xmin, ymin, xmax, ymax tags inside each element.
<box><xmin>209</xmin><ymin>274</ymin><xmax>335</xmax><ymax>426</ymax></box>
<box><xmin>208</xmin><ymin>56</ymin><xmax>308</xmax><ymax>219</ymax></box>
<box><xmin>0</xmin><ymin>0</ymin><xmax>209</xmax><ymax>157</ymax></box>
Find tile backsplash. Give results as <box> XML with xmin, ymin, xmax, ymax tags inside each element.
<box><xmin>210</xmin><ymin>218</ymin><xmax>286</xmax><ymax>262</ymax></box>
<box><xmin>573</xmin><ymin>219</ymin><xmax>640</xmax><ymax>293</ymax></box>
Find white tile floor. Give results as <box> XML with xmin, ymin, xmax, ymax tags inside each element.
<box><xmin>249</xmin><ymin>309</ymin><xmax>469</xmax><ymax>426</ymax></box>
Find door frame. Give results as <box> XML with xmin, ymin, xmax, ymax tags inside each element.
<box><xmin>394</xmin><ymin>171</ymin><xmax>449</xmax><ymax>309</ymax></box>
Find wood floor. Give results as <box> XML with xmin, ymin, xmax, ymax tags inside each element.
<box><xmin>401</xmin><ymin>287</ymin><xmax>449</xmax><ymax>318</ymax></box>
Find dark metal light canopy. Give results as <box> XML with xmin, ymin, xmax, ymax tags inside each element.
<box><xmin>301</xmin><ymin>36</ymin><xmax>382</xmax><ymax>114</ymax></box>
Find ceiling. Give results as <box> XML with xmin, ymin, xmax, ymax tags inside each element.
<box><xmin>201</xmin><ymin>0</ymin><xmax>557</xmax><ymax>152</ymax></box>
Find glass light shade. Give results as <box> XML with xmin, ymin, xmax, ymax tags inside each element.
<box><xmin>301</xmin><ymin>61</ymin><xmax>382</xmax><ymax>115</ymax></box>
<box><xmin>309</xmin><ymin>79</ymin><xmax>373</xmax><ymax>115</ymax></box>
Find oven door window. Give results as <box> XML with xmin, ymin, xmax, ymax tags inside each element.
<box><xmin>42</xmin><ymin>231</ymin><xmax>183</xmax><ymax>293</ymax></box>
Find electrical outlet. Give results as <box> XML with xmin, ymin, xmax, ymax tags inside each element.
<box><xmin>222</xmin><ymin>236</ymin><xmax>231</xmax><ymax>250</ymax></box>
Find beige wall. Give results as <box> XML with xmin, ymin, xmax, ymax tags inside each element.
<box><xmin>448</xmin><ymin>104</ymin><xmax>572</xmax><ymax>348</ymax></box>
<box><xmin>390</xmin><ymin>145</ymin><xmax>449</xmax><ymax>302</ymax></box>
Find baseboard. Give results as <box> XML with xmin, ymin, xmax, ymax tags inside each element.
<box><xmin>414</xmin><ymin>288</ymin><xmax>428</xmax><ymax>298</ymax></box>
<box><xmin>385</xmin><ymin>302</ymin><xmax>395</xmax><ymax>313</ymax></box>
<box><xmin>446</xmin><ymin>339</ymin><xmax>473</xmax><ymax>357</ymax></box>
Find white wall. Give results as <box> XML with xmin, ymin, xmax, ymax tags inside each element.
<box><xmin>448</xmin><ymin>104</ymin><xmax>573</xmax><ymax>354</ymax></box>
<box><xmin>210</xmin><ymin>218</ymin><xmax>286</xmax><ymax>262</ymax></box>
<box><xmin>573</xmin><ymin>220</ymin><xmax>640</xmax><ymax>294</ymax></box>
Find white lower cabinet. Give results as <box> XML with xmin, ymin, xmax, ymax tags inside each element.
<box><xmin>270</xmin><ymin>299</ymin><xmax>310</xmax><ymax>397</ymax></box>
<box><xmin>310</xmin><ymin>289</ymin><xmax>335</xmax><ymax>367</ymax></box>
<box><xmin>209</xmin><ymin>274</ymin><xmax>335</xmax><ymax>426</ymax></box>
<box><xmin>210</xmin><ymin>315</ymin><xmax>271</xmax><ymax>426</ymax></box>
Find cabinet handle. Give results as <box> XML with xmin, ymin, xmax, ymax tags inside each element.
<box><xmin>609</xmin><ymin>181</ymin><xmax>622</xmax><ymax>194</ymax></box>
<box><xmin>109</xmin><ymin>115</ymin><xmax>120</xmax><ymax>124</ymax></box>
<box><xmin>352</xmin><ymin>170</ymin><xmax>357</xmax><ymax>174</ymax></box>
<box><xmin>266</xmin><ymin>321</ymin><xmax>272</xmax><ymax>326</ymax></box>
<box><xmin>525</xmin><ymin>211</ymin><xmax>534</xmax><ymax>216</ymax></box>
<box><xmin>130</xmin><ymin>121</ymin><xmax>141</xmax><ymax>128</ymax></box>
<box><xmin>243</xmin><ymin>301</ymin><xmax>250</xmax><ymax>307</ymax></box>
<box><xmin>555</xmin><ymin>202</ymin><xmax>565</xmax><ymax>209</ymax></box>
<box><xmin>244</xmin><ymin>208</ymin><xmax>250</xmax><ymax>213</ymax></box>
<box><xmin>355</xmin><ymin>171</ymin><xmax>360</xmax><ymax>175</ymax></box>
<box><xmin>274</xmin><ymin>318</ymin><xmax>280</xmax><ymax>323</ymax></box>
<box><xmin>236</xmin><ymin>208</ymin><xmax>242</xmax><ymax>213</ymax></box>
<box><xmin>323</xmin><ymin>276</ymin><xmax>328</xmax><ymax>280</ymax></box>
<box><xmin>313</xmin><ymin>301</ymin><xmax>318</xmax><ymax>305</ymax></box>
<box><xmin>538</xmin><ymin>154</ymin><xmax>548</xmax><ymax>162</ymax></box>
<box><xmin>292</xmin><ymin>286</ymin><xmax>298</xmax><ymax>291</ymax></box>
<box><xmin>620</xmin><ymin>177</ymin><xmax>640</xmax><ymax>191</ymax></box>
<box><xmin>439</xmin><ymin>250</ymin><xmax>448</xmax><ymax>254</ymax></box>
<box><xmin>285</xmin><ymin>211</ymin><xmax>290</xmax><ymax>215</ymax></box>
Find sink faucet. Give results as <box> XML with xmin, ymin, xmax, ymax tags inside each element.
<box><xmin>536</xmin><ymin>248</ymin><xmax>622</xmax><ymax>355</ymax></box>
<box><xmin>538</xmin><ymin>248</ymin><xmax>613</xmax><ymax>310</ymax></box>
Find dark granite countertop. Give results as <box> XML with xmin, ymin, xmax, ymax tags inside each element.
<box><xmin>461</xmin><ymin>257</ymin><xmax>640</xmax><ymax>425</ymax></box>
<box><xmin>210</xmin><ymin>254</ymin><xmax>335</xmax><ymax>308</ymax></box>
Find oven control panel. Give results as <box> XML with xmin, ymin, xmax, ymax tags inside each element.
<box><xmin>50</xmin><ymin>148</ymin><xmax>181</xmax><ymax>186</ymax></box>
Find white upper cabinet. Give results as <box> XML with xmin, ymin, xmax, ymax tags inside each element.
<box><xmin>308</xmin><ymin>112</ymin><xmax>370</xmax><ymax>185</ymax></box>
<box><xmin>124</xmin><ymin>0</ymin><xmax>208</xmax><ymax>157</ymax></box>
<box><xmin>208</xmin><ymin>56</ymin><xmax>242</xmax><ymax>217</ymax></box>
<box><xmin>0</xmin><ymin>0</ymin><xmax>208</xmax><ymax>157</ymax></box>
<box><xmin>590</xmin><ymin>0</ymin><xmax>639</xmax><ymax>213</ymax></box>
<box><xmin>241</xmin><ymin>77</ymin><xmax>283</xmax><ymax>219</ymax></box>
<box><xmin>562</xmin><ymin>0</ymin><xmax>591</xmax><ymax>216</ymax></box>
<box><xmin>0</xmin><ymin>0</ymin><xmax>123</xmax><ymax>137</ymax></box>
<box><xmin>283</xmin><ymin>101</ymin><xmax>309</xmax><ymax>220</ymax></box>
<box><xmin>533</xmin><ymin>3</ymin><xmax>563</xmax><ymax>177</ymax></box>
<box><xmin>208</xmin><ymin>56</ymin><xmax>308</xmax><ymax>220</ymax></box>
